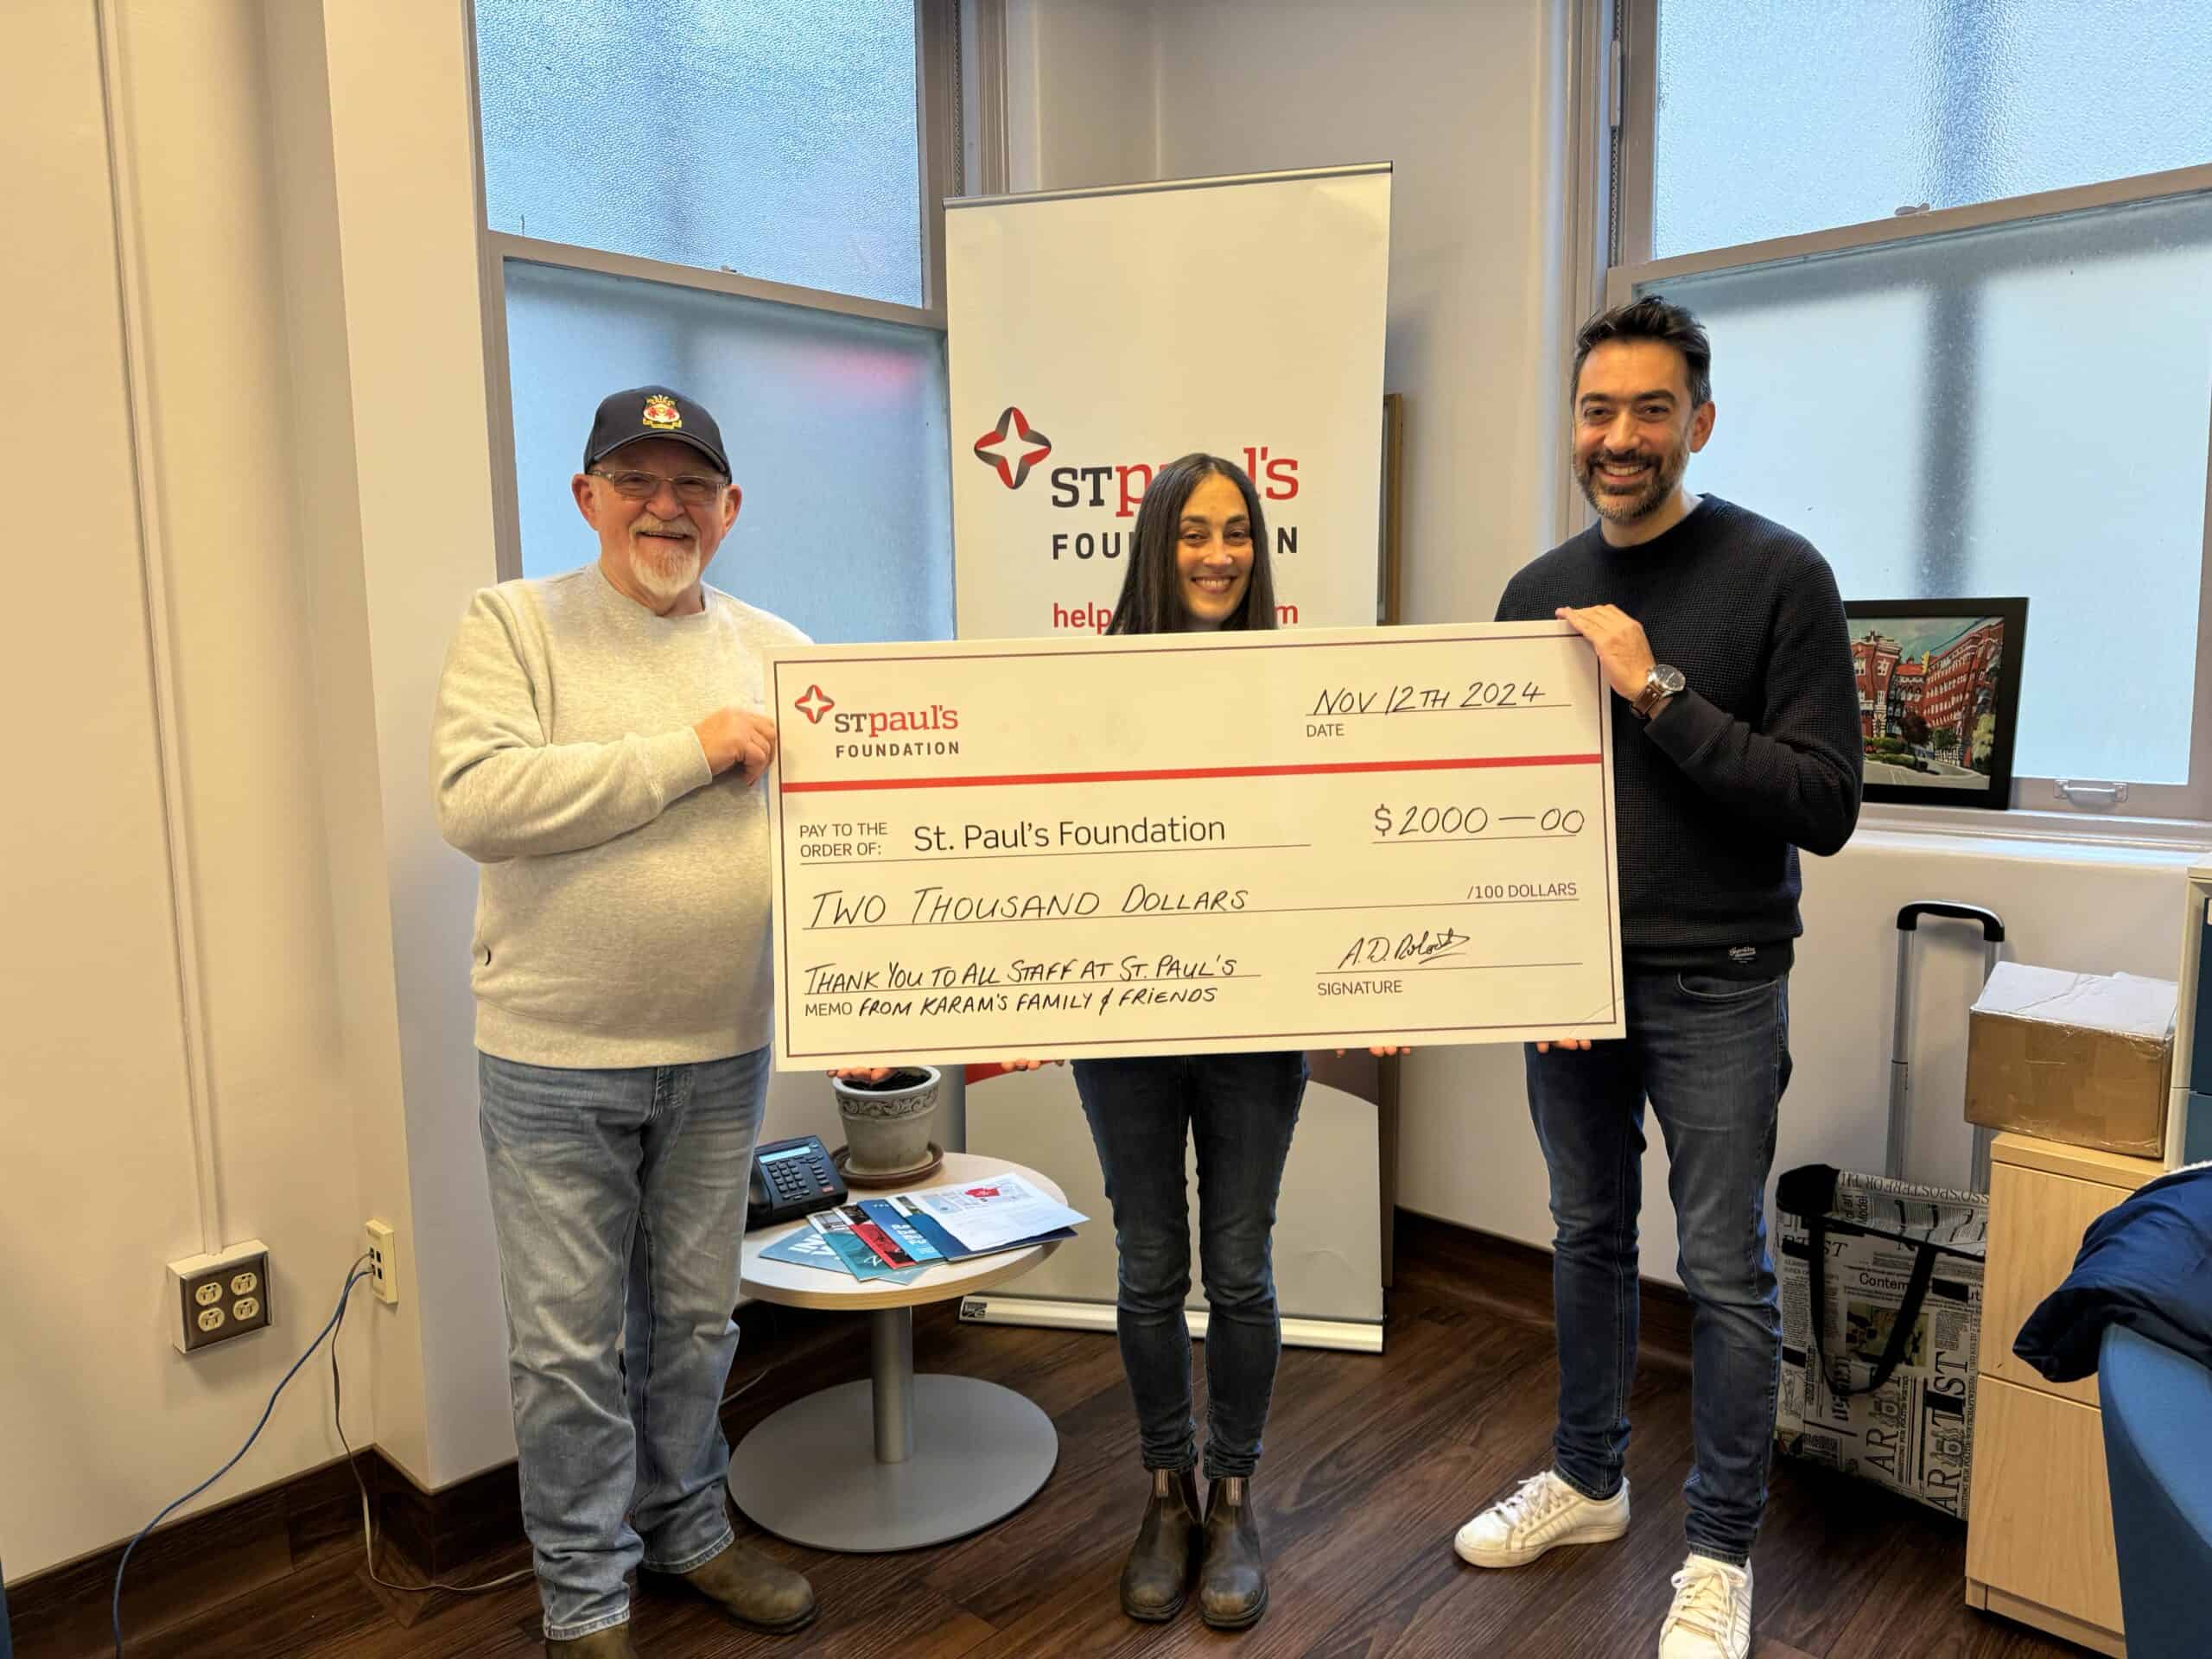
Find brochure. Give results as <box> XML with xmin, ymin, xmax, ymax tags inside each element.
<box><xmin>859</xmin><ymin>1198</ymin><xmax>944</xmax><ymax>1262</ymax></box>
<box><xmin>840</xmin><ymin>1203</ymin><xmax>918</xmax><ymax>1269</ymax></box>
<box><xmin>760</xmin><ymin>1224</ymin><xmax>926</xmax><ymax>1285</ymax></box>
<box><xmin>804</xmin><ymin>1208</ymin><xmax>920</xmax><ymax>1281</ymax></box>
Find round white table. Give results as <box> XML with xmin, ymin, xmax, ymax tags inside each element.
<box><xmin>727</xmin><ymin>1152</ymin><xmax>1066</xmax><ymax>1553</ymax></box>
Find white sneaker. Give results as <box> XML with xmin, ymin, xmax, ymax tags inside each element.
<box><xmin>1452</xmin><ymin>1470</ymin><xmax>1630</xmax><ymax>1567</ymax></box>
<box><xmin>1657</xmin><ymin>1554</ymin><xmax>1752</xmax><ymax>1658</ymax></box>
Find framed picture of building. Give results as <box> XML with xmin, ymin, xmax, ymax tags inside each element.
<box><xmin>1843</xmin><ymin>598</ymin><xmax>2028</xmax><ymax>808</ymax></box>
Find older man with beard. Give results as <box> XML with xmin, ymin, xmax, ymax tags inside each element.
<box><xmin>432</xmin><ymin>386</ymin><xmax>814</xmax><ymax>1657</ymax></box>
<box><xmin>1453</xmin><ymin>300</ymin><xmax>1861</xmax><ymax>1659</ymax></box>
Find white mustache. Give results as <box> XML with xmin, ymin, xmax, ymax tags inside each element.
<box><xmin>634</xmin><ymin>515</ymin><xmax>696</xmax><ymax>540</ymax></box>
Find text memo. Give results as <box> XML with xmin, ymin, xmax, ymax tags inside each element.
<box><xmin>763</xmin><ymin>624</ymin><xmax>1624</xmax><ymax>1068</ymax></box>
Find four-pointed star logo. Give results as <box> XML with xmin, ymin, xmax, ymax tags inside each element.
<box><xmin>972</xmin><ymin>405</ymin><xmax>1052</xmax><ymax>489</ymax></box>
<box><xmin>794</xmin><ymin>684</ymin><xmax>836</xmax><ymax>724</ymax></box>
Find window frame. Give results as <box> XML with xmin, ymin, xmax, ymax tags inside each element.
<box><xmin>464</xmin><ymin>0</ymin><xmax>963</xmax><ymax>586</ymax></box>
<box><xmin>1609</xmin><ymin>0</ymin><xmax>2212</xmax><ymax>829</ymax></box>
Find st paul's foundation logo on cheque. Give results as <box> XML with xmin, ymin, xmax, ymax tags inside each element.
<box><xmin>791</xmin><ymin>683</ymin><xmax>963</xmax><ymax>756</ymax></box>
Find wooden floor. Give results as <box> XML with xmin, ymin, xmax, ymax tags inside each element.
<box><xmin>46</xmin><ymin>1236</ymin><xmax>2082</xmax><ymax>1659</ymax></box>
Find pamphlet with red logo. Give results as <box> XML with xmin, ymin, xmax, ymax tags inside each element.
<box><xmin>839</xmin><ymin>1204</ymin><xmax>917</xmax><ymax>1268</ymax></box>
<box><xmin>858</xmin><ymin>1198</ymin><xmax>945</xmax><ymax>1262</ymax></box>
<box><xmin>763</xmin><ymin>1222</ymin><xmax>925</xmax><ymax>1285</ymax></box>
<box><xmin>804</xmin><ymin>1208</ymin><xmax>903</xmax><ymax>1280</ymax></box>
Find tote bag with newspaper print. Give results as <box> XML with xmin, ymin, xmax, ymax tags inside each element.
<box><xmin>1775</xmin><ymin>1163</ymin><xmax>1989</xmax><ymax>1519</ymax></box>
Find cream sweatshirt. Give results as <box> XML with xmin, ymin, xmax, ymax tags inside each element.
<box><xmin>429</xmin><ymin>563</ymin><xmax>808</xmax><ymax>1067</ymax></box>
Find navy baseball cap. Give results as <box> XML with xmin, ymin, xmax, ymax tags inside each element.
<box><xmin>582</xmin><ymin>385</ymin><xmax>730</xmax><ymax>476</ymax></box>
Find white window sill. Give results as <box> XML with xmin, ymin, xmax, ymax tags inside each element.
<box><xmin>1853</xmin><ymin>802</ymin><xmax>2212</xmax><ymax>863</ymax></box>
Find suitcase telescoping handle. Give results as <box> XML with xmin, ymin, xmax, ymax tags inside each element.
<box><xmin>1888</xmin><ymin>903</ymin><xmax>2006</xmax><ymax>1190</ymax></box>
<box><xmin>1896</xmin><ymin>901</ymin><xmax>2005</xmax><ymax>944</ymax></box>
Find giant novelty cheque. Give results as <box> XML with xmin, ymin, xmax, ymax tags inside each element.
<box><xmin>764</xmin><ymin>623</ymin><xmax>1625</xmax><ymax>1069</ymax></box>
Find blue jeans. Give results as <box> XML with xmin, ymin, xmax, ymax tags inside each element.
<box><xmin>478</xmin><ymin>1048</ymin><xmax>767</xmax><ymax>1641</ymax></box>
<box><xmin>1071</xmin><ymin>1052</ymin><xmax>1306</xmax><ymax>1480</ymax></box>
<box><xmin>1525</xmin><ymin>969</ymin><xmax>1791</xmax><ymax>1567</ymax></box>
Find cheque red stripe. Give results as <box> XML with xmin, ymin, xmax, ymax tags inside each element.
<box><xmin>781</xmin><ymin>753</ymin><xmax>1603</xmax><ymax>793</ymax></box>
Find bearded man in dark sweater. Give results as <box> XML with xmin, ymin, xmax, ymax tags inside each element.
<box><xmin>1452</xmin><ymin>298</ymin><xmax>1861</xmax><ymax>1659</ymax></box>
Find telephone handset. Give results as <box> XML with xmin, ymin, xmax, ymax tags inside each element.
<box><xmin>746</xmin><ymin>1134</ymin><xmax>847</xmax><ymax>1229</ymax></box>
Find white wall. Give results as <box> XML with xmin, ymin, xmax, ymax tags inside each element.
<box><xmin>1004</xmin><ymin>0</ymin><xmax>1160</xmax><ymax>193</ymax></box>
<box><xmin>0</xmin><ymin>0</ymin><xmax>378</xmax><ymax>1579</ymax></box>
<box><xmin>261</xmin><ymin>0</ymin><xmax>435</xmax><ymax>1486</ymax></box>
<box><xmin>314</xmin><ymin>0</ymin><xmax>519</xmax><ymax>1490</ymax></box>
<box><xmin>3</xmin><ymin>0</ymin><xmax>550</xmax><ymax>1580</ymax></box>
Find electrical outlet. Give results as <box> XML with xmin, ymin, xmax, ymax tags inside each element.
<box><xmin>166</xmin><ymin>1242</ymin><xmax>272</xmax><ymax>1354</ymax></box>
<box><xmin>363</xmin><ymin>1218</ymin><xmax>400</xmax><ymax>1306</ymax></box>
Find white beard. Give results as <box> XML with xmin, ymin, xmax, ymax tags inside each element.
<box><xmin>632</xmin><ymin>537</ymin><xmax>701</xmax><ymax>605</ymax></box>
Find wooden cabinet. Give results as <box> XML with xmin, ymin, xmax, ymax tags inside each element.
<box><xmin>1966</xmin><ymin>1132</ymin><xmax>2164</xmax><ymax>1655</ymax></box>
<box><xmin>1980</xmin><ymin>1161</ymin><xmax>2141</xmax><ymax>1410</ymax></box>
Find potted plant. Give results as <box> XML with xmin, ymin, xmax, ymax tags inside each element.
<box><xmin>830</xmin><ymin>1065</ymin><xmax>943</xmax><ymax>1179</ymax></box>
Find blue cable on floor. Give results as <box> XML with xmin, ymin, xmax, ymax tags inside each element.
<box><xmin>110</xmin><ymin>1261</ymin><xmax>372</xmax><ymax>1656</ymax></box>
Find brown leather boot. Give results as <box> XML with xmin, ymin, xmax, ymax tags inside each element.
<box><xmin>673</xmin><ymin>1540</ymin><xmax>817</xmax><ymax>1634</ymax></box>
<box><xmin>1198</xmin><ymin>1475</ymin><xmax>1268</xmax><ymax>1630</ymax></box>
<box><xmin>546</xmin><ymin>1626</ymin><xmax>639</xmax><ymax>1658</ymax></box>
<box><xmin>1119</xmin><ymin>1465</ymin><xmax>1202</xmax><ymax>1620</ymax></box>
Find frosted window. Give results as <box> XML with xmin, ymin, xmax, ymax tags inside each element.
<box><xmin>1642</xmin><ymin>189</ymin><xmax>2212</xmax><ymax>785</ymax></box>
<box><xmin>503</xmin><ymin>261</ymin><xmax>952</xmax><ymax>644</ymax></box>
<box><xmin>1655</xmin><ymin>0</ymin><xmax>2212</xmax><ymax>257</ymax></box>
<box><xmin>476</xmin><ymin>0</ymin><xmax>924</xmax><ymax>306</ymax></box>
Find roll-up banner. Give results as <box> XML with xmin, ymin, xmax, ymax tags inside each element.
<box><xmin>944</xmin><ymin>165</ymin><xmax>1394</xmax><ymax>1348</ymax></box>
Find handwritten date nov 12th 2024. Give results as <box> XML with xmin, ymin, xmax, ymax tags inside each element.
<box><xmin>1304</xmin><ymin>680</ymin><xmax>1560</xmax><ymax>736</ymax></box>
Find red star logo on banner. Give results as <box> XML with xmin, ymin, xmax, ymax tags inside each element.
<box><xmin>972</xmin><ymin>406</ymin><xmax>1052</xmax><ymax>489</ymax></box>
<box><xmin>794</xmin><ymin>684</ymin><xmax>836</xmax><ymax>724</ymax></box>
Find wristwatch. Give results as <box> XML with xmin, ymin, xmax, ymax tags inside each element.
<box><xmin>1631</xmin><ymin>663</ymin><xmax>1686</xmax><ymax>720</ymax></box>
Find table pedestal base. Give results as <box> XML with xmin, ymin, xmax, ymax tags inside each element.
<box><xmin>728</xmin><ymin>1308</ymin><xmax>1058</xmax><ymax>1552</ymax></box>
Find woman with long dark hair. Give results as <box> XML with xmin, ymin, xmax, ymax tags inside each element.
<box><xmin>1021</xmin><ymin>454</ymin><xmax>1395</xmax><ymax>1631</ymax></box>
<box><xmin>850</xmin><ymin>454</ymin><xmax>1393</xmax><ymax>1627</ymax></box>
<box><xmin>1081</xmin><ymin>454</ymin><xmax>1290</xmax><ymax>1630</ymax></box>
<box><xmin>1099</xmin><ymin>449</ymin><xmax>1282</xmax><ymax>636</ymax></box>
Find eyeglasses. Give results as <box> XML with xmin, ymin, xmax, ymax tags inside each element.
<box><xmin>588</xmin><ymin>468</ymin><xmax>728</xmax><ymax>505</ymax></box>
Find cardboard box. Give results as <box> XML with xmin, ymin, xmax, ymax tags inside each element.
<box><xmin>1964</xmin><ymin>963</ymin><xmax>2176</xmax><ymax>1157</ymax></box>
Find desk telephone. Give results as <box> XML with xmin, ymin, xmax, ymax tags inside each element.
<box><xmin>747</xmin><ymin>1134</ymin><xmax>846</xmax><ymax>1229</ymax></box>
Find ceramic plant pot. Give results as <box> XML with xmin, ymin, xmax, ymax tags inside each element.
<box><xmin>830</xmin><ymin>1065</ymin><xmax>942</xmax><ymax>1176</ymax></box>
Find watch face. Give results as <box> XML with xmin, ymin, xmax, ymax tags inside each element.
<box><xmin>1655</xmin><ymin>664</ymin><xmax>1686</xmax><ymax>694</ymax></box>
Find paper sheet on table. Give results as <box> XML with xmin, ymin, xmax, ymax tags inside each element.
<box><xmin>906</xmin><ymin>1172</ymin><xmax>1087</xmax><ymax>1253</ymax></box>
